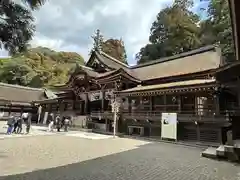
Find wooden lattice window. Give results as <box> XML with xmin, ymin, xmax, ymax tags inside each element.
<box><xmin>140</xmin><ymin>96</ymin><xmax>151</xmax><ymax>111</ymax></box>
<box><xmin>153</xmin><ymin>95</ymin><xmax>165</xmax><ymax>111</ymax></box>
<box><xmin>166</xmin><ymin>95</ymin><xmax>179</xmax><ymax>112</ymax></box>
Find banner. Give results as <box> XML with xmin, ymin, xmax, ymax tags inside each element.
<box><xmin>161</xmin><ymin>113</ymin><xmax>177</xmax><ymax>140</ymax></box>
<box><xmin>88</xmin><ymin>91</ymin><xmax>103</xmax><ymax>101</ymax></box>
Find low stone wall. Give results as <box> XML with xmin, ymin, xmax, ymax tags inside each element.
<box><xmin>72</xmin><ymin>116</ymin><xmax>87</xmax><ymax>128</ymax></box>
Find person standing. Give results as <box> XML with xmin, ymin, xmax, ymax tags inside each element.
<box><xmin>22</xmin><ymin>112</ymin><xmax>28</xmax><ymax>123</ymax></box>
<box><xmin>25</xmin><ymin>113</ymin><xmax>32</xmax><ymax>134</ymax></box>
<box><xmin>6</xmin><ymin>116</ymin><xmax>15</xmax><ymax>134</ymax></box>
<box><xmin>64</xmin><ymin>117</ymin><xmax>71</xmax><ymax>132</ymax></box>
<box><xmin>48</xmin><ymin>120</ymin><xmax>54</xmax><ymax>132</ymax></box>
<box><xmin>55</xmin><ymin>115</ymin><xmax>61</xmax><ymax>132</ymax></box>
<box><xmin>12</xmin><ymin>117</ymin><xmax>19</xmax><ymax>134</ymax></box>
<box><xmin>17</xmin><ymin>117</ymin><xmax>23</xmax><ymax>134</ymax></box>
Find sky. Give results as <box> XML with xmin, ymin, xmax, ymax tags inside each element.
<box><xmin>0</xmin><ymin>0</ymin><xmax>209</xmax><ymax>65</ymax></box>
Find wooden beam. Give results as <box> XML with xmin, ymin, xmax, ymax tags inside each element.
<box><xmin>228</xmin><ymin>0</ymin><xmax>239</xmax><ymax>60</ymax></box>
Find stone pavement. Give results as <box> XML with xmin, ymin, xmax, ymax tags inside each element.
<box><xmin>0</xmin><ymin>121</ymin><xmax>113</xmax><ymax>140</ymax></box>
<box><xmin>0</xmin><ymin>134</ymin><xmax>240</xmax><ymax>180</ymax></box>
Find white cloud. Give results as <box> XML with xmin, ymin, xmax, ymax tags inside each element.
<box><xmin>31</xmin><ymin>33</ymin><xmax>64</xmax><ymax>50</ymax></box>
<box><xmin>1</xmin><ymin>0</ymin><xmax>175</xmax><ymax>65</ymax></box>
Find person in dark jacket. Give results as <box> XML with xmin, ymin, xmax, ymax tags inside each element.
<box><xmin>61</xmin><ymin>116</ymin><xmax>65</xmax><ymax>128</ymax></box>
<box><xmin>25</xmin><ymin>114</ymin><xmax>32</xmax><ymax>134</ymax></box>
<box><xmin>7</xmin><ymin>116</ymin><xmax>15</xmax><ymax>134</ymax></box>
<box><xmin>55</xmin><ymin>115</ymin><xmax>61</xmax><ymax>132</ymax></box>
<box><xmin>12</xmin><ymin>117</ymin><xmax>19</xmax><ymax>134</ymax></box>
<box><xmin>17</xmin><ymin>117</ymin><xmax>23</xmax><ymax>134</ymax></box>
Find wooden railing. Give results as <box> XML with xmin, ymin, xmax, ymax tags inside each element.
<box><xmin>90</xmin><ymin>111</ymin><xmax>114</xmax><ymax>119</ymax></box>
<box><xmin>89</xmin><ymin>108</ymin><xmax>240</xmax><ymax>123</ymax></box>
<box><xmin>121</xmin><ymin>110</ymin><xmax>230</xmax><ymax>123</ymax></box>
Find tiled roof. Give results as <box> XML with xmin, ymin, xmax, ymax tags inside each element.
<box><xmin>120</xmin><ymin>79</ymin><xmax>216</xmax><ymax>93</ymax></box>
<box><xmin>0</xmin><ymin>83</ymin><xmax>47</xmax><ymax>103</ymax></box>
<box><xmin>94</xmin><ymin>51</ymin><xmax>129</xmax><ymax>70</ymax></box>
<box><xmin>77</xmin><ymin>65</ymin><xmax>99</xmax><ymax>77</ymax></box>
<box><xmin>82</xmin><ymin>45</ymin><xmax>222</xmax><ymax>82</ymax></box>
<box><xmin>132</xmin><ymin>48</ymin><xmax>221</xmax><ymax>81</ymax></box>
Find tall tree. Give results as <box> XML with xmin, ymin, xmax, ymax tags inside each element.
<box><xmin>137</xmin><ymin>0</ymin><xmax>201</xmax><ymax>64</ymax></box>
<box><xmin>0</xmin><ymin>58</ymin><xmax>35</xmax><ymax>86</ymax></box>
<box><xmin>0</xmin><ymin>0</ymin><xmax>43</xmax><ymax>55</ymax></box>
<box><xmin>89</xmin><ymin>29</ymin><xmax>104</xmax><ymax>55</ymax></box>
<box><xmin>102</xmin><ymin>38</ymin><xmax>128</xmax><ymax>64</ymax></box>
<box><xmin>204</xmin><ymin>0</ymin><xmax>234</xmax><ymax>62</ymax></box>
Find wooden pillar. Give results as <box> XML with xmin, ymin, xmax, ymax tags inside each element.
<box><xmin>196</xmin><ymin>123</ymin><xmax>200</xmax><ymax>142</ymax></box>
<box><xmin>128</xmin><ymin>97</ymin><xmax>131</xmax><ymax>113</ymax></box>
<box><xmin>49</xmin><ymin>103</ymin><xmax>52</xmax><ymax>113</ymax></box>
<box><xmin>139</xmin><ymin>96</ymin><xmax>143</xmax><ymax>111</ymax></box>
<box><xmin>214</xmin><ymin>94</ymin><xmax>220</xmax><ymax>115</ymax></box>
<box><xmin>150</xmin><ymin>96</ymin><xmax>153</xmax><ymax>111</ymax></box>
<box><xmin>9</xmin><ymin>105</ymin><xmax>11</xmax><ymax>115</ymax></box>
<box><xmin>105</xmin><ymin>118</ymin><xmax>108</xmax><ymax>132</ymax></box>
<box><xmin>195</xmin><ymin>95</ymin><xmax>198</xmax><ymax>115</ymax></box>
<box><xmin>237</xmin><ymin>78</ymin><xmax>240</xmax><ymax>107</ymax></box>
<box><xmin>163</xmin><ymin>94</ymin><xmax>167</xmax><ymax>112</ymax></box>
<box><xmin>20</xmin><ymin>107</ymin><xmax>23</xmax><ymax>115</ymax></box>
<box><xmin>178</xmin><ymin>95</ymin><xmax>181</xmax><ymax>113</ymax></box>
<box><xmin>84</xmin><ymin>92</ymin><xmax>88</xmax><ymax>114</ymax></box>
<box><xmin>101</xmin><ymin>90</ymin><xmax>105</xmax><ymax>112</ymax></box>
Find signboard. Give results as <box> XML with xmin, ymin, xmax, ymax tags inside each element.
<box><xmin>0</xmin><ymin>111</ymin><xmax>4</xmax><ymax>118</ymax></box>
<box><xmin>161</xmin><ymin>113</ymin><xmax>177</xmax><ymax>140</ymax></box>
<box><xmin>88</xmin><ymin>91</ymin><xmax>103</xmax><ymax>101</ymax></box>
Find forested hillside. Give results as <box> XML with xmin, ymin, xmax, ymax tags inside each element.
<box><xmin>0</xmin><ymin>47</ymin><xmax>84</xmax><ymax>88</ymax></box>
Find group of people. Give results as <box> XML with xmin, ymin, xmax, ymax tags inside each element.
<box><xmin>6</xmin><ymin>112</ymin><xmax>30</xmax><ymax>135</ymax></box>
<box><xmin>48</xmin><ymin>114</ymin><xmax>72</xmax><ymax>132</ymax></box>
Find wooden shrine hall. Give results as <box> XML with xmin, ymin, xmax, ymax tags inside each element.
<box><xmin>37</xmin><ymin>45</ymin><xmax>240</xmax><ymax>146</ymax></box>
<box><xmin>0</xmin><ymin>83</ymin><xmax>52</xmax><ymax>119</ymax></box>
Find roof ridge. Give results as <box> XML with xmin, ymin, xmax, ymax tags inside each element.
<box><xmin>99</xmin><ymin>51</ymin><xmax>129</xmax><ymax>68</ymax></box>
<box><xmin>0</xmin><ymin>82</ymin><xmax>44</xmax><ymax>91</ymax></box>
<box><xmin>131</xmin><ymin>45</ymin><xmax>217</xmax><ymax>69</ymax></box>
<box><xmin>78</xmin><ymin>64</ymin><xmax>95</xmax><ymax>71</ymax></box>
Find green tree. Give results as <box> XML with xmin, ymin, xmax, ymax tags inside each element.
<box><xmin>0</xmin><ymin>47</ymin><xmax>85</xmax><ymax>88</ymax></box>
<box><xmin>102</xmin><ymin>38</ymin><xmax>128</xmax><ymax>64</ymax></box>
<box><xmin>89</xmin><ymin>29</ymin><xmax>104</xmax><ymax>55</ymax></box>
<box><xmin>0</xmin><ymin>1</ymin><xmax>35</xmax><ymax>55</ymax></box>
<box><xmin>137</xmin><ymin>0</ymin><xmax>201</xmax><ymax>64</ymax></box>
<box><xmin>202</xmin><ymin>0</ymin><xmax>234</xmax><ymax>62</ymax></box>
<box><xmin>0</xmin><ymin>58</ymin><xmax>35</xmax><ymax>85</ymax></box>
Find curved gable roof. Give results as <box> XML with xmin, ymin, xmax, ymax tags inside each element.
<box><xmin>86</xmin><ymin>51</ymin><xmax>129</xmax><ymax>71</ymax></box>
<box><xmin>84</xmin><ymin>45</ymin><xmax>222</xmax><ymax>82</ymax></box>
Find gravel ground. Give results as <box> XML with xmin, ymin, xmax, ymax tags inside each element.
<box><xmin>0</xmin><ymin>134</ymin><xmax>240</xmax><ymax>180</ymax></box>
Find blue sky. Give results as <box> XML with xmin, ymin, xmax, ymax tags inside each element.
<box><xmin>0</xmin><ymin>0</ymin><xmax>210</xmax><ymax>65</ymax></box>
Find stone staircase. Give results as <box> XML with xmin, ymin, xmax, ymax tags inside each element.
<box><xmin>202</xmin><ymin>140</ymin><xmax>240</xmax><ymax>162</ymax></box>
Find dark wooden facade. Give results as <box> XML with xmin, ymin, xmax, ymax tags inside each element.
<box><xmin>0</xmin><ymin>83</ymin><xmax>50</xmax><ymax>118</ymax></box>
<box><xmin>42</xmin><ymin>46</ymin><xmax>240</xmax><ymax>145</ymax></box>
<box><xmin>228</xmin><ymin>0</ymin><xmax>240</xmax><ymax>60</ymax></box>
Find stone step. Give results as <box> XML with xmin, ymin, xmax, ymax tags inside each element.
<box><xmin>234</xmin><ymin>139</ymin><xmax>240</xmax><ymax>149</ymax></box>
<box><xmin>216</xmin><ymin>145</ymin><xmax>225</xmax><ymax>157</ymax></box>
<box><xmin>224</xmin><ymin>145</ymin><xmax>239</xmax><ymax>162</ymax></box>
<box><xmin>201</xmin><ymin>147</ymin><xmax>217</xmax><ymax>159</ymax></box>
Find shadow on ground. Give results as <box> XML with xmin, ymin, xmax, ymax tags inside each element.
<box><xmin>1</xmin><ymin>143</ymin><xmax>239</xmax><ymax>180</ymax></box>
<box><xmin>0</xmin><ymin>152</ymin><xmax>8</xmax><ymax>159</ymax></box>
